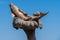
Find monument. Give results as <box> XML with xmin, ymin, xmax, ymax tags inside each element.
<box><xmin>9</xmin><ymin>3</ymin><xmax>48</xmax><ymax>40</ymax></box>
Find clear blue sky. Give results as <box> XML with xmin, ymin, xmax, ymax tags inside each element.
<box><xmin>0</xmin><ymin>0</ymin><xmax>60</xmax><ymax>40</ymax></box>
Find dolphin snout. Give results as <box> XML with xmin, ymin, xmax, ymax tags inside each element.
<box><xmin>9</xmin><ymin>3</ymin><xmax>14</xmax><ymax>8</ymax></box>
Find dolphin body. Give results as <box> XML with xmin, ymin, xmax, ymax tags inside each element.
<box><xmin>9</xmin><ymin>3</ymin><xmax>31</xmax><ymax>20</ymax></box>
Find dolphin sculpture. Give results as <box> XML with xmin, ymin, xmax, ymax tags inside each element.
<box><xmin>9</xmin><ymin>3</ymin><xmax>48</xmax><ymax>40</ymax></box>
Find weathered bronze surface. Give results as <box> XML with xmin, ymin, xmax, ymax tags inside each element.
<box><xmin>10</xmin><ymin>3</ymin><xmax>48</xmax><ymax>40</ymax></box>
